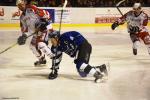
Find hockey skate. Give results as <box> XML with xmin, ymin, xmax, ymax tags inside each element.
<box><xmin>34</xmin><ymin>57</ymin><xmax>46</xmax><ymax>66</ymax></box>
<box><xmin>96</xmin><ymin>63</ymin><xmax>109</xmax><ymax>76</ymax></box>
<box><xmin>94</xmin><ymin>71</ymin><xmax>104</xmax><ymax>83</ymax></box>
<box><xmin>48</xmin><ymin>69</ymin><xmax>58</xmax><ymax>79</ymax></box>
<box><xmin>133</xmin><ymin>48</ymin><xmax>137</xmax><ymax>55</ymax></box>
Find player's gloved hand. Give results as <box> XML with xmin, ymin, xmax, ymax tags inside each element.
<box><xmin>129</xmin><ymin>26</ymin><xmax>139</xmax><ymax>33</ymax></box>
<box><xmin>48</xmin><ymin>69</ymin><xmax>58</xmax><ymax>79</ymax></box>
<box><xmin>111</xmin><ymin>21</ymin><xmax>119</xmax><ymax>30</ymax></box>
<box><xmin>17</xmin><ymin>34</ymin><xmax>27</xmax><ymax>45</ymax></box>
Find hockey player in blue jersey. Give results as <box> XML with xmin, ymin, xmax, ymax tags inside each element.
<box><xmin>48</xmin><ymin>31</ymin><xmax>108</xmax><ymax>83</ymax></box>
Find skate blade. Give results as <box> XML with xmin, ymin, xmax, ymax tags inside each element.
<box><xmin>95</xmin><ymin>76</ymin><xmax>108</xmax><ymax>83</ymax></box>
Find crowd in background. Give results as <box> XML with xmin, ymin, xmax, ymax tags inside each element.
<box><xmin>0</xmin><ymin>0</ymin><xmax>150</xmax><ymax>7</ymax></box>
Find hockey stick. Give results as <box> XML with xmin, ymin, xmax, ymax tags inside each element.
<box><xmin>0</xmin><ymin>32</ymin><xmax>36</xmax><ymax>55</ymax></box>
<box><xmin>116</xmin><ymin>0</ymin><xmax>126</xmax><ymax>16</ymax></box>
<box><xmin>51</xmin><ymin>0</ymin><xmax>68</xmax><ymax>75</ymax></box>
<box><xmin>58</xmin><ymin>0</ymin><xmax>68</xmax><ymax>33</ymax></box>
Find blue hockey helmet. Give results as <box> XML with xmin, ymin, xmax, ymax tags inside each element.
<box><xmin>49</xmin><ymin>30</ymin><xmax>60</xmax><ymax>39</ymax></box>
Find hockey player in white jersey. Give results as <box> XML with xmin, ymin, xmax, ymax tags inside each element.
<box><xmin>111</xmin><ymin>3</ymin><xmax>150</xmax><ymax>55</ymax></box>
<box><xmin>16</xmin><ymin>0</ymin><xmax>54</xmax><ymax>66</ymax></box>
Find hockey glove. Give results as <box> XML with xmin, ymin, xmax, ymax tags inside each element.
<box><xmin>111</xmin><ymin>21</ymin><xmax>119</xmax><ymax>30</ymax></box>
<box><xmin>48</xmin><ymin>69</ymin><xmax>58</xmax><ymax>79</ymax></box>
<box><xmin>17</xmin><ymin>34</ymin><xmax>27</xmax><ymax>45</ymax></box>
<box><xmin>129</xmin><ymin>26</ymin><xmax>139</xmax><ymax>33</ymax></box>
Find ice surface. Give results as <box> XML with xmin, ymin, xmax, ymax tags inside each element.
<box><xmin>0</xmin><ymin>27</ymin><xmax>150</xmax><ymax>100</ymax></box>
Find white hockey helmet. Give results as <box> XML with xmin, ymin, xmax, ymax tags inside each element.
<box><xmin>133</xmin><ymin>3</ymin><xmax>141</xmax><ymax>10</ymax></box>
<box><xmin>16</xmin><ymin>0</ymin><xmax>25</xmax><ymax>5</ymax></box>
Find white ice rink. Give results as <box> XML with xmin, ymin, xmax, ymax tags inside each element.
<box><xmin>0</xmin><ymin>27</ymin><xmax>150</xmax><ymax>100</ymax></box>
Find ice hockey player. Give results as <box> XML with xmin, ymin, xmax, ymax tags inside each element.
<box><xmin>48</xmin><ymin>31</ymin><xmax>109</xmax><ymax>83</ymax></box>
<box><xmin>111</xmin><ymin>3</ymin><xmax>150</xmax><ymax>55</ymax></box>
<box><xmin>16</xmin><ymin>0</ymin><xmax>54</xmax><ymax>66</ymax></box>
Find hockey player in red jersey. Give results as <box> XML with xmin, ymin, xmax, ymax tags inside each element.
<box><xmin>16</xmin><ymin>0</ymin><xmax>54</xmax><ymax>66</ymax></box>
<box><xmin>111</xmin><ymin>3</ymin><xmax>150</xmax><ymax>55</ymax></box>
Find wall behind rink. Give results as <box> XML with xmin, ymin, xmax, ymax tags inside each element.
<box><xmin>0</xmin><ymin>6</ymin><xmax>150</xmax><ymax>25</ymax></box>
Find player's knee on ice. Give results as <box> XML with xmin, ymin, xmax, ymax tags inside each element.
<box><xmin>75</xmin><ymin>61</ymin><xmax>96</xmax><ymax>77</ymax></box>
<box><xmin>75</xmin><ymin>60</ymin><xmax>87</xmax><ymax>77</ymax></box>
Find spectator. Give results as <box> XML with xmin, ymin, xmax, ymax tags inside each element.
<box><xmin>31</xmin><ymin>0</ymin><xmax>38</xmax><ymax>6</ymax></box>
<box><xmin>48</xmin><ymin>0</ymin><xmax>56</xmax><ymax>7</ymax></box>
<box><xmin>107</xmin><ymin>0</ymin><xmax>113</xmax><ymax>7</ymax></box>
<box><xmin>0</xmin><ymin>0</ymin><xmax>150</xmax><ymax>7</ymax></box>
